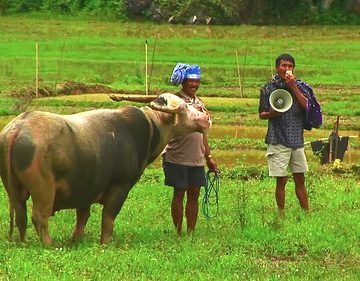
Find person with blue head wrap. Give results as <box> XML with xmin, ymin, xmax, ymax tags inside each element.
<box><xmin>163</xmin><ymin>63</ymin><xmax>217</xmax><ymax>235</ymax></box>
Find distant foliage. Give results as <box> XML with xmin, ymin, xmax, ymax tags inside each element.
<box><xmin>150</xmin><ymin>0</ymin><xmax>241</xmax><ymax>24</ymax></box>
<box><xmin>6</xmin><ymin>0</ymin><xmax>43</xmax><ymax>13</ymax></box>
<box><xmin>1</xmin><ymin>0</ymin><xmax>360</xmax><ymax>24</ymax></box>
<box><xmin>5</xmin><ymin>0</ymin><xmax>127</xmax><ymax>19</ymax></box>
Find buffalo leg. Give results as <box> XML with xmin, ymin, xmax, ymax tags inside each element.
<box><xmin>3</xmin><ymin>175</ymin><xmax>29</xmax><ymax>242</ymax></box>
<box><xmin>100</xmin><ymin>186</ymin><xmax>130</xmax><ymax>244</ymax></box>
<box><xmin>31</xmin><ymin>199</ymin><xmax>54</xmax><ymax>246</ymax></box>
<box><xmin>25</xmin><ymin>172</ymin><xmax>55</xmax><ymax>246</ymax></box>
<box><xmin>11</xmin><ymin>183</ymin><xmax>29</xmax><ymax>242</ymax></box>
<box><xmin>13</xmin><ymin>199</ymin><xmax>27</xmax><ymax>242</ymax></box>
<box><xmin>31</xmin><ymin>214</ymin><xmax>51</xmax><ymax>246</ymax></box>
<box><xmin>71</xmin><ymin>206</ymin><xmax>91</xmax><ymax>241</ymax></box>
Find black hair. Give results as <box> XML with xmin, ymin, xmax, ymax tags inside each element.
<box><xmin>275</xmin><ymin>53</ymin><xmax>296</xmax><ymax>67</ymax></box>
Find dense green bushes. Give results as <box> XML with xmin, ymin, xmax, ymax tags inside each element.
<box><xmin>1</xmin><ymin>0</ymin><xmax>126</xmax><ymax>19</ymax></box>
<box><xmin>1</xmin><ymin>0</ymin><xmax>359</xmax><ymax>25</ymax></box>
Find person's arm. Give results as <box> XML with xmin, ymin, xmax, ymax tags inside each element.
<box><xmin>203</xmin><ymin>133</ymin><xmax>217</xmax><ymax>172</ymax></box>
<box><xmin>285</xmin><ymin>73</ymin><xmax>308</xmax><ymax>110</ymax></box>
<box><xmin>259</xmin><ymin>108</ymin><xmax>281</xmax><ymax>119</ymax></box>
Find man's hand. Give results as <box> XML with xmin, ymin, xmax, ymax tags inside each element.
<box><xmin>269</xmin><ymin>107</ymin><xmax>281</xmax><ymax>118</ymax></box>
<box><xmin>285</xmin><ymin>70</ymin><xmax>297</xmax><ymax>89</ymax></box>
<box><xmin>284</xmin><ymin>71</ymin><xmax>308</xmax><ymax>110</ymax></box>
<box><xmin>259</xmin><ymin>108</ymin><xmax>281</xmax><ymax>120</ymax></box>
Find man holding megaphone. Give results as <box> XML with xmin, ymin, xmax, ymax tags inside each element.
<box><xmin>259</xmin><ymin>53</ymin><xmax>319</xmax><ymax>213</ymax></box>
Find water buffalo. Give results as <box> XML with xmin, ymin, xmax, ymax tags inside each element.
<box><xmin>0</xmin><ymin>93</ymin><xmax>211</xmax><ymax>245</ymax></box>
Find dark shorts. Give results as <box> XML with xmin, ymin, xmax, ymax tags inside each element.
<box><xmin>163</xmin><ymin>161</ymin><xmax>206</xmax><ymax>190</ymax></box>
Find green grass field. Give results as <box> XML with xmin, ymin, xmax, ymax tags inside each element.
<box><xmin>1</xmin><ymin>16</ymin><xmax>360</xmax><ymax>132</ymax></box>
<box><xmin>0</xmin><ymin>15</ymin><xmax>360</xmax><ymax>280</ymax></box>
<box><xmin>1</xmin><ymin>16</ymin><xmax>360</xmax><ymax>92</ymax></box>
<box><xmin>1</xmin><ymin>165</ymin><xmax>360</xmax><ymax>280</ymax></box>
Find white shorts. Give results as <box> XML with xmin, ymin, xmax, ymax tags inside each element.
<box><xmin>266</xmin><ymin>144</ymin><xmax>308</xmax><ymax>177</ymax></box>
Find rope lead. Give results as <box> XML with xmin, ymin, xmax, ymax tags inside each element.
<box><xmin>202</xmin><ymin>170</ymin><xmax>220</xmax><ymax>220</ymax></box>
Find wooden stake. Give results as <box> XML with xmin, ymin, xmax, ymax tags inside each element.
<box><xmin>329</xmin><ymin>135</ymin><xmax>333</xmax><ymax>163</ymax></box>
<box><xmin>334</xmin><ymin>115</ymin><xmax>340</xmax><ymax>160</ymax></box>
<box><xmin>348</xmin><ymin>141</ymin><xmax>352</xmax><ymax>163</ymax></box>
<box><xmin>35</xmin><ymin>42</ymin><xmax>39</xmax><ymax>98</ymax></box>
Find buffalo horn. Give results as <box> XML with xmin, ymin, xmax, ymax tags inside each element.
<box><xmin>109</xmin><ymin>94</ymin><xmax>158</xmax><ymax>103</ymax></box>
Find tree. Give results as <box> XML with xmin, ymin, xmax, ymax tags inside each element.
<box><xmin>0</xmin><ymin>0</ymin><xmax>8</xmax><ymax>15</ymax></box>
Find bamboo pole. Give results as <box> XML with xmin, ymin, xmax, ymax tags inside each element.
<box><xmin>35</xmin><ymin>42</ymin><xmax>39</xmax><ymax>98</ymax></box>
<box><xmin>145</xmin><ymin>40</ymin><xmax>148</xmax><ymax>95</ymax></box>
<box><xmin>241</xmin><ymin>48</ymin><xmax>248</xmax><ymax>98</ymax></box>
<box><xmin>235</xmin><ymin>50</ymin><xmax>242</xmax><ymax>98</ymax></box>
<box><xmin>149</xmin><ymin>35</ymin><xmax>158</xmax><ymax>93</ymax></box>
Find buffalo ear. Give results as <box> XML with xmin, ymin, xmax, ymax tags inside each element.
<box><xmin>149</xmin><ymin>93</ymin><xmax>184</xmax><ymax>113</ymax></box>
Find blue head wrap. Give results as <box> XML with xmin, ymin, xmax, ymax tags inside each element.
<box><xmin>170</xmin><ymin>63</ymin><xmax>201</xmax><ymax>86</ymax></box>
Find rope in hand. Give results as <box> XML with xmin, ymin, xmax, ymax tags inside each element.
<box><xmin>202</xmin><ymin>170</ymin><xmax>221</xmax><ymax>220</ymax></box>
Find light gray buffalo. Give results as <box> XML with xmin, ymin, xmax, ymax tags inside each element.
<box><xmin>0</xmin><ymin>93</ymin><xmax>211</xmax><ymax>245</ymax></box>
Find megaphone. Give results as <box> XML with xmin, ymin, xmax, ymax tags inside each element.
<box><xmin>269</xmin><ymin>89</ymin><xmax>293</xmax><ymax>113</ymax></box>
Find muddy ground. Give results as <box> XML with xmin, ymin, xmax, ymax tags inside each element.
<box><xmin>9</xmin><ymin>80</ymin><xmax>150</xmax><ymax>99</ymax></box>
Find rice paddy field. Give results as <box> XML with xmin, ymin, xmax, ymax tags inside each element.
<box><xmin>0</xmin><ymin>15</ymin><xmax>359</xmax><ymax>280</ymax></box>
